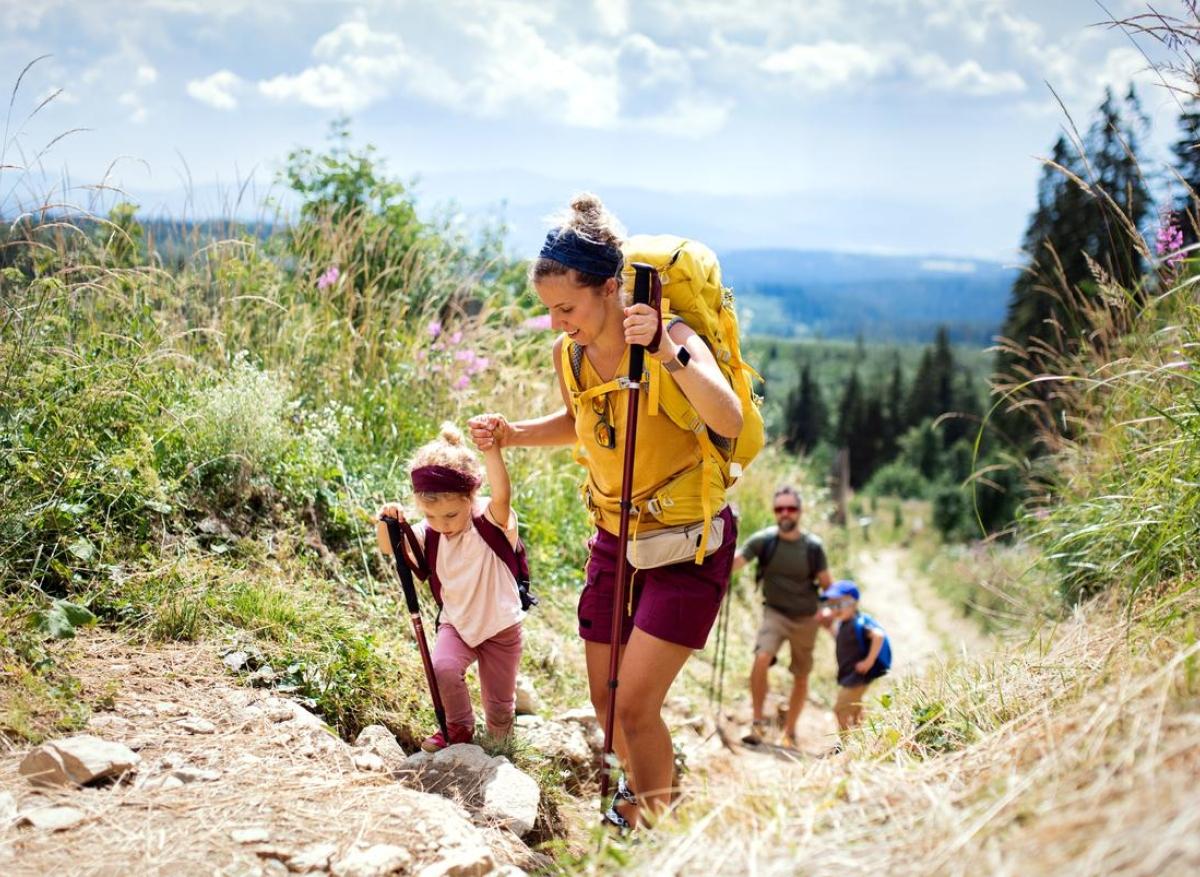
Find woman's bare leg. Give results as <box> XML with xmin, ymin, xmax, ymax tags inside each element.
<box><xmin>611</xmin><ymin>628</ymin><xmax>692</xmax><ymax>826</ymax></box>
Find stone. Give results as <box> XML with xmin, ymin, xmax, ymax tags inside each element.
<box><xmin>513</xmin><ymin>675</ymin><xmax>541</xmax><ymax>715</ymax></box>
<box><xmin>139</xmin><ymin>774</ymin><xmax>185</xmax><ymax>792</ymax></box>
<box><xmin>352</xmin><ymin>751</ymin><xmax>386</xmax><ymax>772</ymax></box>
<box><xmin>0</xmin><ymin>790</ymin><xmax>17</xmax><ymax>825</ymax></box>
<box><xmin>19</xmin><ymin>735</ymin><xmax>141</xmax><ymax>787</ymax></box>
<box><xmin>223</xmin><ymin>650</ymin><xmax>251</xmax><ymax>672</ymax></box>
<box><xmin>555</xmin><ymin>707</ymin><xmax>603</xmax><ymax>754</ymax></box>
<box><xmin>414</xmin><ymin>847</ymin><xmax>496</xmax><ymax>877</ymax></box>
<box><xmin>354</xmin><ymin>725</ymin><xmax>408</xmax><ymax>773</ymax></box>
<box><xmin>231</xmin><ymin>827</ymin><xmax>272</xmax><ymax>844</ymax></box>
<box><xmin>249</xmin><ymin>666</ymin><xmax>278</xmax><ymax>686</ymax></box>
<box><xmin>514</xmin><ymin>715</ymin><xmax>592</xmax><ymax>774</ymax></box>
<box><xmin>286</xmin><ymin>842</ymin><xmax>339</xmax><ymax>873</ymax></box>
<box><xmin>86</xmin><ymin>713</ymin><xmax>134</xmax><ymax>736</ymax></box>
<box><xmin>399</xmin><ymin>744</ymin><xmax>540</xmax><ymax>837</ymax></box>
<box><xmin>18</xmin><ymin>804</ymin><xmax>87</xmax><ymax>831</ymax></box>
<box><xmin>330</xmin><ymin>843</ymin><xmax>412</xmax><ymax>877</ymax></box>
<box><xmin>175</xmin><ymin>717</ymin><xmax>217</xmax><ymax>735</ymax></box>
<box><xmin>172</xmin><ymin>767</ymin><xmax>223</xmax><ymax>783</ymax></box>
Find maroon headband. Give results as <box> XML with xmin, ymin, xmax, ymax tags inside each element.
<box><xmin>410</xmin><ymin>465</ymin><xmax>479</xmax><ymax>495</ymax></box>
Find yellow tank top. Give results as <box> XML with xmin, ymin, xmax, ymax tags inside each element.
<box><xmin>574</xmin><ymin>347</ymin><xmax>704</xmax><ymax>535</ymax></box>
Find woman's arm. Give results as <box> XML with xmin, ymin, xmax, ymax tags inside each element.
<box><xmin>624</xmin><ymin>307</ymin><xmax>743</xmax><ymax>439</ymax></box>
<box><xmin>469</xmin><ymin>336</ymin><xmax>578</xmax><ymax>450</ymax></box>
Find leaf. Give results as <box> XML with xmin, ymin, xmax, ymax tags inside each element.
<box><xmin>67</xmin><ymin>537</ymin><xmax>96</xmax><ymax>562</ymax></box>
<box><xmin>144</xmin><ymin>499</ymin><xmax>173</xmax><ymax>514</ymax></box>
<box><xmin>38</xmin><ymin>600</ymin><xmax>98</xmax><ymax>639</ymax></box>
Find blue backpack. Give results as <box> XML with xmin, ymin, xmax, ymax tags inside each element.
<box><xmin>854</xmin><ymin>613</ymin><xmax>892</xmax><ymax>680</ymax></box>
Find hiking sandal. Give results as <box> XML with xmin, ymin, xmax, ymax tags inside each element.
<box><xmin>741</xmin><ymin>719</ymin><xmax>770</xmax><ymax>745</ymax></box>
<box><xmin>601</xmin><ymin>806</ymin><xmax>632</xmax><ymax>834</ymax></box>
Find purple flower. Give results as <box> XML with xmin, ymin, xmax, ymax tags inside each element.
<box><xmin>427</xmin><ymin>320</ymin><xmax>442</xmax><ymax>339</ymax></box>
<box><xmin>522</xmin><ymin>314</ymin><xmax>553</xmax><ymax>331</ymax></box>
<box><xmin>1156</xmin><ymin>217</ymin><xmax>1185</xmax><ymax>267</ymax></box>
<box><xmin>455</xmin><ymin>375</ymin><xmax>470</xmax><ymax>390</ymax></box>
<box><xmin>317</xmin><ymin>265</ymin><xmax>340</xmax><ymax>291</ymax></box>
<box><xmin>469</xmin><ymin>356</ymin><xmax>489</xmax><ymax>374</ymax></box>
<box><xmin>449</xmin><ymin>330</ymin><xmax>463</xmax><ymax>345</ymax></box>
<box><xmin>454</xmin><ymin>349</ymin><xmax>476</xmax><ymax>363</ymax></box>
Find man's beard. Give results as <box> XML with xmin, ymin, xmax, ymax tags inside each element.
<box><xmin>777</xmin><ymin>517</ymin><xmax>799</xmax><ymax>533</ymax></box>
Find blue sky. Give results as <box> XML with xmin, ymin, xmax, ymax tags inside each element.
<box><xmin>0</xmin><ymin>0</ymin><xmax>1182</xmax><ymax>260</ymax></box>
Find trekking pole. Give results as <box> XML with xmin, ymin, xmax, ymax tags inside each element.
<box><xmin>598</xmin><ymin>262</ymin><xmax>655</xmax><ymax>808</ymax></box>
<box><xmin>382</xmin><ymin>516</ymin><xmax>449</xmax><ymax>742</ymax></box>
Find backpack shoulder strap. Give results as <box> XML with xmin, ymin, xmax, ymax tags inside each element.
<box><xmin>472</xmin><ymin>513</ymin><xmax>521</xmax><ymax>582</ymax></box>
<box><xmin>424</xmin><ymin>529</ymin><xmax>443</xmax><ymax>609</ymax></box>
<box><xmin>755</xmin><ymin>527</ymin><xmax>780</xmax><ymax>583</ymax></box>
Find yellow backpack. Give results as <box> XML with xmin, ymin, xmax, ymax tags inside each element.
<box><xmin>561</xmin><ymin>234</ymin><xmax>765</xmax><ymax>562</ymax></box>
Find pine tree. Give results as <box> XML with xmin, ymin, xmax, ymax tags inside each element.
<box><xmin>995</xmin><ymin>87</ymin><xmax>1153</xmax><ymax>451</ymax></box>
<box><xmin>881</xmin><ymin>354</ymin><xmax>905</xmax><ymax>461</ymax></box>
<box><xmin>1170</xmin><ymin>99</ymin><xmax>1200</xmax><ymax>243</ymax></box>
<box><xmin>783</xmin><ymin>362</ymin><xmax>827</xmax><ymax>454</ymax></box>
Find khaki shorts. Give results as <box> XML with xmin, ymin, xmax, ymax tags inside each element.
<box><xmin>754</xmin><ymin>606</ymin><xmax>820</xmax><ymax>677</ymax></box>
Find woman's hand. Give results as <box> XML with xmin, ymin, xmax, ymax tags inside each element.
<box><xmin>375</xmin><ymin>502</ymin><xmax>406</xmax><ymax>523</ymax></box>
<box><xmin>468</xmin><ymin>413</ymin><xmax>512</xmax><ymax>450</ymax></box>
<box><xmin>623</xmin><ymin>303</ymin><xmax>667</xmax><ymax>353</ymax></box>
<box><xmin>854</xmin><ymin>658</ymin><xmax>875</xmax><ymax>675</ymax></box>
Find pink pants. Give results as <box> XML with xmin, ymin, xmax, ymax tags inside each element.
<box><xmin>432</xmin><ymin>622</ymin><xmax>523</xmax><ymax>735</ymax></box>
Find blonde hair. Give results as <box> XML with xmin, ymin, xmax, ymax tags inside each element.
<box><xmin>530</xmin><ymin>192</ymin><xmax>627</xmax><ymax>290</ymax></box>
<box><xmin>408</xmin><ymin>422</ymin><xmax>483</xmax><ymax>501</ymax></box>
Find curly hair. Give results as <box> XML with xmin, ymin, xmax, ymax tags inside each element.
<box><xmin>408</xmin><ymin>422</ymin><xmax>483</xmax><ymax>501</ymax></box>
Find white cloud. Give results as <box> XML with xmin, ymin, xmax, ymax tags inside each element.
<box><xmin>136</xmin><ymin>64</ymin><xmax>158</xmax><ymax>85</ymax></box>
<box><xmin>761</xmin><ymin>40</ymin><xmax>1023</xmax><ymax>96</ymax></box>
<box><xmin>911</xmin><ymin>54</ymin><xmax>1026</xmax><ymax>96</ymax></box>
<box><xmin>760</xmin><ymin>41</ymin><xmax>889</xmax><ymax>91</ymax></box>
<box><xmin>594</xmin><ymin>0</ymin><xmax>630</xmax><ymax>37</ymax></box>
<box><xmin>187</xmin><ymin>69</ymin><xmax>244</xmax><ymax>110</ymax></box>
<box><xmin>118</xmin><ymin>90</ymin><xmax>147</xmax><ymax>124</ymax></box>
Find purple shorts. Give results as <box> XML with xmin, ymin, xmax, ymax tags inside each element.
<box><xmin>578</xmin><ymin>506</ymin><xmax>737</xmax><ymax>650</ymax></box>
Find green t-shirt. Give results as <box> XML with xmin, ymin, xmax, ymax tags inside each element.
<box><xmin>740</xmin><ymin>526</ymin><xmax>828</xmax><ymax>618</ymax></box>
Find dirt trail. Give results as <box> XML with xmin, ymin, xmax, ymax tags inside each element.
<box><xmin>854</xmin><ymin>546</ymin><xmax>991</xmax><ymax>672</ymax></box>
<box><xmin>679</xmin><ymin>544</ymin><xmax>991</xmax><ymax>789</ymax></box>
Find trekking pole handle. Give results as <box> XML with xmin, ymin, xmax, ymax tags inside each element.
<box><xmin>382</xmin><ymin>517</ymin><xmax>421</xmax><ymax>614</ymax></box>
<box><xmin>628</xmin><ymin>262</ymin><xmax>654</xmax><ymax>382</ymax></box>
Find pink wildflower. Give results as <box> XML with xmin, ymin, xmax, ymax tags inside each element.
<box><xmin>522</xmin><ymin>314</ymin><xmax>553</xmax><ymax>331</ymax></box>
<box><xmin>454</xmin><ymin>375</ymin><xmax>470</xmax><ymax>390</ymax></box>
<box><xmin>1156</xmin><ymin>216</ymin><xmax>1185</xmax><ymax>267</ymax></box>
<box><xmin>454</xmin><ymin>349</ymin><xmax>475</xmax><ymax>363</ymax></box>
<box><xmin>427</xmin><ymin>320</ymin><xmax>442</xmax><ymax>339</ymax></box>
<box><xmin>317</xmin><ymin>265</ymin><xmax>340</xmax><ymax>291</ymax></box>
<box><xmin>449</xmin><ymin>331</ymin><xmax>463</xmax><ymax>345</ymax></box>
<box><xmin>470</xmin><ymin>356</ymin><xmax>489</xmax><ymax>374</ymax></box>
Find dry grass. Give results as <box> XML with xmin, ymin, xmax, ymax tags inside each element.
<box><xmin>609</xmin><ymin>579</ymin><xmax>1200</xmax><ymax>877</ymax></box>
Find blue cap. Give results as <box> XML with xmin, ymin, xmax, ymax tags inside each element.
<box><xmin>822</xmin><ymin>580</ymin><xmax>860</xmax><ymax>601</ymax></box>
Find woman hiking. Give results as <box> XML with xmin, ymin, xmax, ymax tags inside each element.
<box><xmin>468</xmin><ymin>193</ymin><xmax>742</xmax><ymax>830</ymax></box>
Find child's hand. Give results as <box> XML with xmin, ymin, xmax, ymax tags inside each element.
<box><xmin>818</xmin><ymin>608</ymin><xmax>834</xmax><ymax>629</ymax></box>
<box><xmin>468</xmin><ymin>413</ymin><xmax>511</xmax><ymax>450</ymax></box>
<box><xmin>854</xmin><ymin>658</ymin><xmax>875</xmax><ymax>675</ymax></box>
<box><xmin>376</xmin><ymin>503</ymin><xmax>406</xmax><ymax>523</ymax></box>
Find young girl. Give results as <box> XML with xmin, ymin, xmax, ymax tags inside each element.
<box><xmin>375</xmin><ymin>422</ymin><xmax>524</xmax><ymax>752</ymax></box>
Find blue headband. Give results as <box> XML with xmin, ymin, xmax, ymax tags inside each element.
<box><xmin>538</xmin><ymin>228</ymin><xmax>622</xmax><ymax>279</ymax></box>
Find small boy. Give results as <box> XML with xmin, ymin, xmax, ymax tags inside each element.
<box><xmin>820</xmin><ymin>580</ymin><xmax>891</xmax><ymax>732</ymax></box>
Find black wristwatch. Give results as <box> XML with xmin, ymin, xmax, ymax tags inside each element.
<box><xmin>662</xmin><ymin>347</ymin><xmax>691</xmax><ymax>373</ymax></box>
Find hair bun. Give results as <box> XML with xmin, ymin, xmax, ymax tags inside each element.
<box><xmin>439</xmin><ymin>422</ymin><xmax>464</xmax><ymax>446</ymax></box>
<box><xmin>571</xmin><ymin>192</ymin><xmax>604</xmax><ymax>217</ymax></box>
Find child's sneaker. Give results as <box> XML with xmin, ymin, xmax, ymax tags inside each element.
<box><xmin>420</xmin><ymin>723</ymin><xmax>473</xmax><ymax>752</ymax></box>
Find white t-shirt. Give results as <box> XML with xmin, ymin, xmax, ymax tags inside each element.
<box><xmin>412</xmin><ymin>497</ymin><xmax>524</xmax><ymax>648</ymax></box>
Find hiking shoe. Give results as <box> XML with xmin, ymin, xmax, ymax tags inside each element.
<box><xmin>741</xmin><ymin>720</ymin><xmax>770</xmax><ymax>746</ymax></box>
<box><xmin>420</xmin><ymin>723</ymin><xmax>473</xmax><ymax>752</ymax></box>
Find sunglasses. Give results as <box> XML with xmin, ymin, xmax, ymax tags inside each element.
<box><xmin>591</xmin><ymin>393</ymin><xmax>616</xmax><ymax>450</ymax></box>
<box><xmin>773</xmin><ymin>505</ymin><xmax>799</xmax><ymax>514</ymax></box>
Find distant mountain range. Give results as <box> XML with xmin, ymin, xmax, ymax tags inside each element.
<box><xmin>720</xmin><ymin>248</ymin><xmax>1018</xmax><ymax>345</ymax></box>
